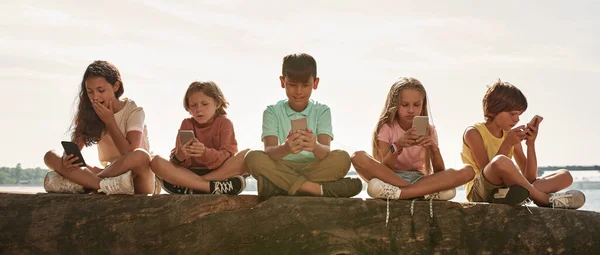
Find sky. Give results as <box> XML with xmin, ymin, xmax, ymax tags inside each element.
<box><xmin>0</xmin><ymin>0</ymin><xmax>599</xmax><ymax>169</ymax></box>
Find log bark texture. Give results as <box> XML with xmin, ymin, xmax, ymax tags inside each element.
<box><xmin>0</xmin><ymin>193</ymin><xmax>599</xmax><ymax>254</ymax></box>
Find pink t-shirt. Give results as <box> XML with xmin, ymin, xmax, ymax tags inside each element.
<box><xmin>377</xmin><ymin>121</ymin><xmax>438</xmax><ymax>175</ymax></box>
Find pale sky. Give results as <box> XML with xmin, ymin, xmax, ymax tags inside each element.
<box><xmin>1</xmin><ymin>0</ymin><xmax>599</xmax><ymax>169</ymax></box>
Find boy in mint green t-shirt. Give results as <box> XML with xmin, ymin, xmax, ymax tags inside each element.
<box><xmin>244</xmin><ymin>53</ymin><xmax>362</xmax><ymax>198</ymax></box>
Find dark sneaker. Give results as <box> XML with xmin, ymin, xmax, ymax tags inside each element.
<box><xmin>257</xmin><ymin>175</ymin><xmax>286</xmax><ymax>199</ymax></box>
<box><xmin>490</xmin><ymin>185</ymin><xmax>530</xmax><ymax>205</ymax></box>
<box><xmin>210</xmin><ymin>176</ymin><xmax>246</xmax><ymax>195</ymax></box>
<box><xmin>321</xmin><ymin>177</ymin><xmax>363</xmax><ymax>198</ymax></box>
<box><xmin>162</xmin><ymin>180</ymin><xmax>207</xmax><ymax>194</ymax></box>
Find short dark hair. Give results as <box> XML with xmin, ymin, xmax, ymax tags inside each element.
<box><xmin>281</xmin><ymin>53</ymin><xmax>317</xmax><ymax>82</ymax></box>
<box><xmin>483</xmin><ymin>79</ymin><xmax>528</xmax><ymax>121</ymax></box>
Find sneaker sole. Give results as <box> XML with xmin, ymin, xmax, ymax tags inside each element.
<box><xmin>491</xmin><ymin>185</ymin><xmax>530</xmax><ymax>205</ymax></box>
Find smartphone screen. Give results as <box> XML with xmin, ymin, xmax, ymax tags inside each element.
<box><xmin>179</xmin><ymin>130</ymin><xmax>195</xmax><ymax>145</ymax></box>
<box><xmin>412</xmin><ymin>116</ymin><xmax>429</xmax><ymax>136</ymax></box>
<box><xmin>61</xmin><ymin>141</ymin><xmax>87</xmax><ymax>167</ymax></box>
<box><xmin>291</xmin><ymin>118</ymin><xmax>307</xmax><ymax>133</ymax></box>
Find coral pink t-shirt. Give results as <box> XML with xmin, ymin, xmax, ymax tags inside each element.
<box><xmin>377</xmin><ymin>121</ymin><xmax>438</xmax><ymax>175</ymax></box>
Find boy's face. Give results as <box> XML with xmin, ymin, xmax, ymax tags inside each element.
<box><xmin>187</xmin><ymin>91</ymin><xmax>218</xmax><ymax>124</ymax></box>
<box><xmin>492</xmin><ymin>110</ymin><xmax>523</xmax><ymax>131</ymax></box>
<box><xmin>280</xmin><ymin>76</ymin><xmax>320</xmax><ymax>111</ymax></box>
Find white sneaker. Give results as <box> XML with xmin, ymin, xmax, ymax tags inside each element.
<box><xmin>424</xmin><ymin>188</ymin><xmax>456</xmax><ymax>201</ymax></box>
<box><xmin>367</xmin><ymin>178</ymin><xmax>401</xmax><ymax>199</ymax></box>
<box><xmin>44</xmin><ymin>171</ymin><xmax>85</xmax><ymax>194</ymax></box>
<box><xmin>98</xmin><ymin>171</ymin><xmax>134</xmax><ymax>195</ymax></box>
<box><xmin>548</xmin><ymin>190</ymin><xmax>586</xmax><ymax>209</ymax></box>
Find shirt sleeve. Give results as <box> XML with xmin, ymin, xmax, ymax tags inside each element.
<box><xmin>261</xmin><ymin>107</ymin><xmax>278</xmax><ymax>141</ymax></box>
<box><xmin>316</xmin><ymin>106</ymin><xmax>334</xmax><ymax>140</ymax></box>
<box><xmin>377</xmin><ymin>124</ymin><xmax>392</xmax><ymax>144</ymax></box>
<box><xmin>196</xmin><ymin>118</ymin><xmax>237</xmax><ymax>169</ymax></box>
<box><xmin>126</xmin><ymin>107</ymin><xmax>145</xmax><ymax>133</ymax></box>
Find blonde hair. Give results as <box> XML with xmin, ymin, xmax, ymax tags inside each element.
<box><xmin>183</xmin><ymin>81</ymin><xmax>229</xmax><ymax>116</ymax></box>
<box><xmin>372</xmin><ymin>77</ymin><xmax>433</xmax><ymax>174</ymax></box>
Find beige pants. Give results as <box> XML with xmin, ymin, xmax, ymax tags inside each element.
<box><xmin>244</xmin><ymin>150</ymin><xmax>351</xmax><ymax>195</ymax></box>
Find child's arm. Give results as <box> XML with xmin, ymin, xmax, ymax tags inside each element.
<box><xmin>463</xmin><ymin>128</ymin><xmax>493</xmax><ymax>171</ymax></box>
<box><xmin>312</xmin><ymin>133</ymin><xmax>331</xmax><ymax>159</ymax></box>
<box><xmin>515</xmin><ymin>123</ymin><xmax>539</xmax><ymax>182</ymax></box>
<box><xmin>264</xmin><ymin>133</ymin><xmax>302</xmax><ymax>161</ymax></box>
<box><xmin>377</xmin><ymin>141</ymin><xmax>399</xmax><ymax>170</ymax></box>
<box><xmin>417</xmin><ymin>127</ymin><xmax>445</xmax><ymax>172</ymax></box>
<box><xmin>192</xmin><ymin>119</ymin><xmax>238</xmax><ymax>169</ymax></box>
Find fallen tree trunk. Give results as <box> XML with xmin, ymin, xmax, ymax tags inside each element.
<box><xmin>0</xmin><ymin>193</ymin><xmax>598</xmax><ymax>254</ymax></box>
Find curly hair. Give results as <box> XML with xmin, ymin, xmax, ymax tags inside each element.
<box><xmin>70</xmin><ymin>60</ymin><xmax>124</xmax><ymax>146</ymax></box>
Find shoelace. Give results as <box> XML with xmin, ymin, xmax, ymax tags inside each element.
<box><xmin>212</xmin><ymin>180</ymin><xmax>234</xmax><ymax>194</ymax></box>
<box><xmin>409</xmin><ymin>198</ymin><xmax>434</xmax><ymax>218</ymax></box>
<box><xmin>379</xmin><ymin>184</ymin><xmax>398</xmax><ymax>198</ymax></box>
<box><xmin>101</xmin><ymin>177</ymin><xmax>122</xmax><ymax>194</ymax></box>
<box><xmin>550</xmin><ymin>193</ymin><xmax>573</xmax><ymax>209</ymax></box>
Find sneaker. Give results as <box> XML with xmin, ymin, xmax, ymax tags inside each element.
<box><xmin>98</xmin><ymin>171</ymin><xmax>135</xmax><ymax>195</ymax></box>
<box><xmin>321</xmin><ymin>177</ymin><xmax>363</xmax><ymax>198</ymax></box>
<box><xmin>548</xmin><ymin>190</ymin><xmax>586</xmax><ymax>209</ymax></box>
<box><xmin>424</xmin><ymin>188</ymin><xmax>456</xmax><ymax>201</ymax></box>
<box><xmin>210</xmin><ymin>176</ymin><xmax>246</xmax><ymax>195</ymax></box>
<box><xmin>44</xmin><ymin>171</ymin><xmax>85</xmax><ymax>194</ymax></box>
<box><xmin>490</xmin><ymin>185</ymin><xmax>530</xmax><ymax>205</ymax></box>
<box><xmin>367</xmin><ymin>178</ymin><xmax>400</xmax><ymax>199</ymax></box>
<box><xmin>257</xmin><ymin>175</ymin><xmax>286</xmax><ymax>198</ymax></box>
<box><xmin>162</xmin><ymin>179</ymin><xmax>207</xmax><ymax>194</ymax></box>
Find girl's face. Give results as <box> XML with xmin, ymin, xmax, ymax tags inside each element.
<box><xmin>85</xmin><ymin>76</ymin><xmax>119</xmax><ymax>109</ymax></box>
<box><xmin>187</xmin><ymin>91</ymin><xmax>218</xmax><ymax>124</ymax></box>
<box><xmin>396</xmin><ymin>88</ymin><xmax>424</xmax><ymax>124</ymax></box>
<box><xmin>491</xmin><ymin>110</ymin><xmax>522</xmax><ymax>131</ymax></box>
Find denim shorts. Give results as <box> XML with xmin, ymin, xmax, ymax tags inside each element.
<box><xmin>393</xmin><ymin>170</ymin><xmax>424</xmax><ymax>184</ymax></box>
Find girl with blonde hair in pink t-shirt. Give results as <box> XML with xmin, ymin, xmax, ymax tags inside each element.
<box><xmin>351</xmin><ymin>77</ymin><xmax>475</xmax><ymax>200</ymax></box>
<box><xmin>43</xmin><ymin>60</ymin><xmax>156</xmax><ymax>195</ymax></box>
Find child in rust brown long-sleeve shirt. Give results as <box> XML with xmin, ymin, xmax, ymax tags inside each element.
<box><xmin>150</xmin><ymin>81</ymin><xmax>249</xmax><ymax>194</ymax></box>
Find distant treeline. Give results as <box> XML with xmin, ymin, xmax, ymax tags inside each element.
<box><xmin>540</xmin><ymin>166</ymin><xmax>600</xmax><ymax>171</ymax></box>
<box><xmin>0</xmin><ymin>164</ymin><xmax>49</xmax><ymax>185</ymax></box>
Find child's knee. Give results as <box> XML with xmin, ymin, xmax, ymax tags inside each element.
<box><xmin>460</xmin><ymin>165</ymin><xmax>476</xmax><ymax>182</ymax></box>
<box><xmin>350</xmin><ymin>151</ymin><xmax>368</xmax><ymax>168</ymax></box>
<box><xmin>130</xmin><ymin>149</ymin><xmax>152</xmax><ymax>165</ymax></box>
<box><xmin>244</xmin><ymin>150</ymin><xmax>269</xmax><ymax>170</ymax></box>
<box><xmin>44</xmin><ymin>150</ymin><xmax>59</xmax><ymax>165</ymax></box>
<box><xmin>489</xmin><ymin>155</ymin><xmax>513</xmax><ymax>171</ymax></box>
<box><xmin>556</xmin><ymin>169</ymin><xmax>573</xmax><ymax>184</ymax></box>
<box><xmin>326</xmin><ymin>150</ymin><xmax>351</xmax><ymax>177</ymax></box>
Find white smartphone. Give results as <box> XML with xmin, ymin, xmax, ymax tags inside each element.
<box><xmin>528</xmin><ymin>115</ymin><xmax>543</xmax><ymax>127</ymax></box>
<box><xmin>291</xmin><ymin>118</ymin><xmax>307</xmax><ymax>133</ymax></box>
<box><xmin>412</xmin><ymin>116</ymin><xmax>429</xmax><ymax>136</ymax></box>
<box><xmin>178</xmin><ymin>130</ymin><xmax>195</xmax><ymax>145</ymax></box>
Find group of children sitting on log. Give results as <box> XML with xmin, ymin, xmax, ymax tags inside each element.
<box><xmin>43</xmin><ymin>53</ymin><xmax>586</xmax><ymax>209</ymax></box>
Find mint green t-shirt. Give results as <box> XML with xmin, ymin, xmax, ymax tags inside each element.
<box><xmin>261</xmin><ymin>99</ymin><xmax>334</xmax><ymax>163</ymax></box>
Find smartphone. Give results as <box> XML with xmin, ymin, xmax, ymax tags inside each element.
<box><xmin>291</xmin><ymin>118</ymin><xmax>308</xmax><ymax>133</ymax></box>
<box><xmin>179</xmin><ymin>130</ymin><xmax>195</xmax><ymax>145</ymax></box>
<box><xmin>529</xmin><ymin>115</ymin><xmax>543</xmax><ymax>127</ymax></box>
<box><xmin>412</xmin><ymin>116</ymin><xmax>429</xmax><ymax>136</ymax></box>
<box><xmin>61</xmin><ymin>141</ymin><xmax>87</xmax><ymax>167</ymax></box>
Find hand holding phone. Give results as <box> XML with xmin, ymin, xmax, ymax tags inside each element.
<box><xmin>61</xmin><ymin>141</ymin><xmax>87</xmax><ymax>167</ymax></box>
<box><xmin>178</xmin><ymin>130</ymin><xmax>195</xmax><ymax>145</ymax></box>
<box><xmin>528</xmin><ymin>115</ymin><xmax>543</xmax><ymax>128</ymax></box>
<box><xmin>412</xmin><ymin>116</ymin><xmax>429</xmax><ymax>136</ymax></box>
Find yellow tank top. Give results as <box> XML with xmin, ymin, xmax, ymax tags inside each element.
<box><xmin>461</xmin><ymin>122</ymin><xmax>514</xmax><ymax>195</ymax></box>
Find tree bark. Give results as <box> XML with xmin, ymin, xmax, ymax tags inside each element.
<box><xmin>0</xmin><ymin>193</ymin><xmax>598</xmax><ymax>254</ymax></box>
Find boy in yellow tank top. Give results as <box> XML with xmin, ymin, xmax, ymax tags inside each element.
<box><xmin>461</xmin><ymin>79</ymin><xmax>585</xmax><ymax>209</ymax></box>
